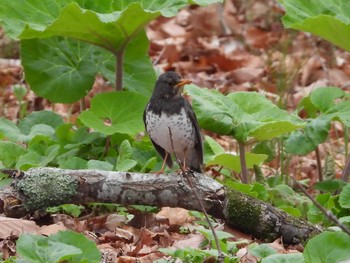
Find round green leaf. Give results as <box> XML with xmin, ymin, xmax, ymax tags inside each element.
<box><xmin>78</xmin><ymin>91</ymin><xmax>148</xmax><ymax>136</ymax></box>
<box><xmin>21</xmin><ymin>37</ymin><xmax>96</xmax><ymax>103</ymax></box>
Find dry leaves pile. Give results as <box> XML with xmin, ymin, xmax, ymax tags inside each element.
<box><xmin>0</xmin><ymin>0</ymin><xmax>349</xmax><ymax>262</ymax></box>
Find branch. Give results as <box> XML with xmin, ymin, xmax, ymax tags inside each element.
<box><xmin>0</xmin><ymin>168</ymin><xmax>320</xmax><ymax>244</ymax></box>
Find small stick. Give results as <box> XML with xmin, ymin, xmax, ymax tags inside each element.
<box><xmin>168</xmin><ymin>127</ymin><xmax>225</xmax><ymax>262</ymax></box>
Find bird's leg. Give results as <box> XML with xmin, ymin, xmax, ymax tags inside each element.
<box><xmin>159</xmin><ymin>152</ymin><xmax>169</xmax><ymax>174</ymax></box>
<box><xmin>181</xmin><ymin>148</ymin><xmax>188</xmax><ymax>171</ymax></box>
<box><xmin>150</xmin><ymin>152</ymin><xmax>169</xmax><ymax>174</ymax></box>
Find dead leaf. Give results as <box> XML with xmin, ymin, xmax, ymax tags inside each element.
<box><xmin>156</xmin><ymin>207</ymin><xmax>195</xmax><ymax>226</ymax></box>
<box><xmin>105</xmin><ymin>214</ymin><xmax>129</xmax><ymax>231</ymax></box>
<box><xmin>227</xmin><ymin>67</ymin><xmax>264</xmax><ymax>84</ymax></box>
<box><xmin>172</xmin><ymin>233</ymin><xmax>204</xmax><ymax>249</ymax></box>
<box><xmin>115</xmin><ymin>227</ymin><xmax>134</xmax><ymax>243</ymax></box>
<box><xmin>0</xmin><ymin>217</ymin><xmax>41</xmax><ymax>238</ymax></box>
<box><xmin>38</xmin><ymin>222</ymin><xmax>67</xmax><ymax>236</ymax></box>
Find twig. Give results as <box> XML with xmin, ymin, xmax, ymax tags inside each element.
<box><xmin>288</xmin><ymin>174</ymin><xmax>350</xmax><ymax>236</ymax></box>
<box><xmin>168</xmin><ymin>127</ymin><xmax>224</xmax><ymax>262</ymax></box>
<box><xmin>152</xmin><ymin>45</ymin><xmax>166</xmax><ymax>66</ymax></box>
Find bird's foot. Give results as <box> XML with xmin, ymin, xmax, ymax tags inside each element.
<box><xmin>150</xmin><ymin>170</ymin><xmax>165</xmax><ymax>175</ymax></box>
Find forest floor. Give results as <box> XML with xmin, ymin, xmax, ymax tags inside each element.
<box><xmin>0</xmin><ymin>0</ymin><xmax>349</xmax><ymax>262</ymax></box>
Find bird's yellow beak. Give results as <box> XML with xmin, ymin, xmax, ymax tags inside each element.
<box><xmin>175</xmin><ymin>79</ymin><xmax>192</xmax><ymax>94</ymax></box>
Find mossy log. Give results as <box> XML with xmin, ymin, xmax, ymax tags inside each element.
<box><xmin>0</xmin><ymin>168</ymin><xmax>320</xmax><ymax>244</ymax></box>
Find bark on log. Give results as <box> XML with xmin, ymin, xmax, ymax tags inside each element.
<box><xmin>0</xmin><ymin>168</ymin><xmax>320</xmax><ymax>244</ymax></box>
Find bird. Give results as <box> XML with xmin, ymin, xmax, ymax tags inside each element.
<box><xmin>143</xmin><ymin>71</ymin><xmax>203</xmax><ymax>173</ymax></box>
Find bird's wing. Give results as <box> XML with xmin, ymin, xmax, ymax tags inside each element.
<box><xmin>143</xmin><ymin>103</ymin><xmax>173</xmax><ymax>168</ymax></box>
<box><xmin>184</xmin><ymin>99</ymin><xmax>203</xmax><ymax>165</ymax></box>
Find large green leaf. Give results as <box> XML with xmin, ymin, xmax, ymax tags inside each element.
<box><xmin>286</xmin><ymin>87</ymin><xmax>350</xmax><ymax>155</ymax></box>
<box><xmin>78</xmin><ymin>91</ymin><xmax>148</xmax><ymax>136</ymax></box>
<box><xmin>51</xmin><ymin>231</ymin><xmax>101</xmax><ymax>263</ymax></box>
<box><xmin>187</xmin><ymin>87</ymin><xmax>303</xmax><ymax>142</ymax></box>
<box><xmin>282</xmin><ymin>0</ymin><xmax>350</xmax><ymax>51</ymax></box>
<box><xmin>0</xmin><ymin>2</ymin><xmax>156</xmax><ymax>51</ymax></box>
<box><xmin>16</xmin><ymin>233</ymin><xmax>82</xmax><ymax>263</ymax></box>
<box><xmin>207</xmin><ymin>153</ymin><xmax>267</xmax><ymax>173</ymax></box>
<box><xmin>21</xmin><ymin>37</ymin><xmax>96</xmax><ymax>103</ymax></box>
<box><xmin>227</xmin><ymin>92</ymin><xmax>303</xmax><ymax>141</ymax></box>
<box><xmin>304</xmin><ymin>232</ymin><xmax>350</xmax><ymax>263</ymax></box>
<box><xmin>285</xmin><ymin>116</ymin><xmax>331</xmax><ymax>155</ymax></box>
<box><xmin>328</xmin><ymin>100</ymin><xmax>350</xmax><ymax>127</ymax></box>
<box><xmin>185</xmin><ymin>85</ymin><xmax>242</xmax><ymax>135</ymax></box>
<box><xmin>22</xmin><ymin>32</ymin><xmax>156</xmax><ymax>102</ymax></box>
<box><xmin>97</xmin><ymin>30</ymin><xmax>156</xmax><ymax>97</ymax></box>
<box><xmin>309</xmin><ymin>87</ymin><xmax>345</xmax><ymax>113</ymax></box>
<box><xmin>0</xmin><ymin>1</ymin><xmax>217</xmax><ymax>51</ymax></box>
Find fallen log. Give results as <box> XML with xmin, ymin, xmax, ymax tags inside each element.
<box><xmin>0</xmin><ymin>168</ymin><xmax>320</xmax><ymax>244</ymax></box>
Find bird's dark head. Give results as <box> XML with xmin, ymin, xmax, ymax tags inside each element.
<box><xmin>152</xmin><ymin>71</ymin><xmax>192</xmax><ymax>99</ymax></box>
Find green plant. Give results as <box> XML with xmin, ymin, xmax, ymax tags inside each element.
<box><xmin>159</xmin><ymin>226</ymin><xmax>239</xmax><ymax>263</ymax></box>
<box><xmin>13</xmin><ymin>230</ymin><xmax>101</xmax><ymax>263</ymax></box>
<box><xmin>282</xmin><ymin>0</ymin><xmax>350</xmax><ymax>52</ymax></box>
<box><xmin>186</xmin><ymin>85</ymin><xmax>303</xmax><ymax>183</ymax></box>
<box><xmin>285</xmin><ymin>87</ymin><xmax>350</xmax><ymax>181</ymax></box>
<box><xmin>0</xmin><ymin>0</ymin><xmax>223</xmax><ymax>102</ymax></box>
<box><xmin>46</xmin><ymin>204</ymin><xmax>85</xmax><ymax>217</ymax></box>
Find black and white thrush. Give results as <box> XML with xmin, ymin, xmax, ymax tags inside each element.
<box><xmin>143</xmin><ymin>71</ymin><xmax>203</xmax><ymax>173</ymax></box>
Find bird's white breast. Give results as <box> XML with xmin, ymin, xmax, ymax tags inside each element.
<box><xmin>145</xmin><ymin>107</ymin><xmax>195</xmax><ymax>159</ymax></box>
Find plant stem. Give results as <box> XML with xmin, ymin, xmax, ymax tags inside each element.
<box><xmin>280</xmin><ymin>138</ymin><xmax>287</xmax><ymax>184</ymax></box>
<box><xmin>115</xmin><ymin>49</ymin><xmax>124</xmax><ymax>91</ymax></box>
<box><xmin>80</xmin><ymin>98</ymin><xmax>86</xmax><ymax>112</ymax></box>
<box><xmin>341</xmin><ymin>154</ymin><xmax>350</xmax><ymax>182</ymax></box>
<box><xmin>344</xmin><ymin>126</ymin><xmax>349</xmax><ymax>158</ymax></box>
<box><xmin>103</xmin><ymin>135</ymin><xmax>111</xmax><ymax>158</ymax></box>
<box><xmin>315</xmin><ymin>146</ymin><xmax>323</xmax><ymax>182</ymax></box>
<box><xmin>238</xmin><ymin>141</ymin><xmax>249</xmax><ymax>184</ymax></box>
